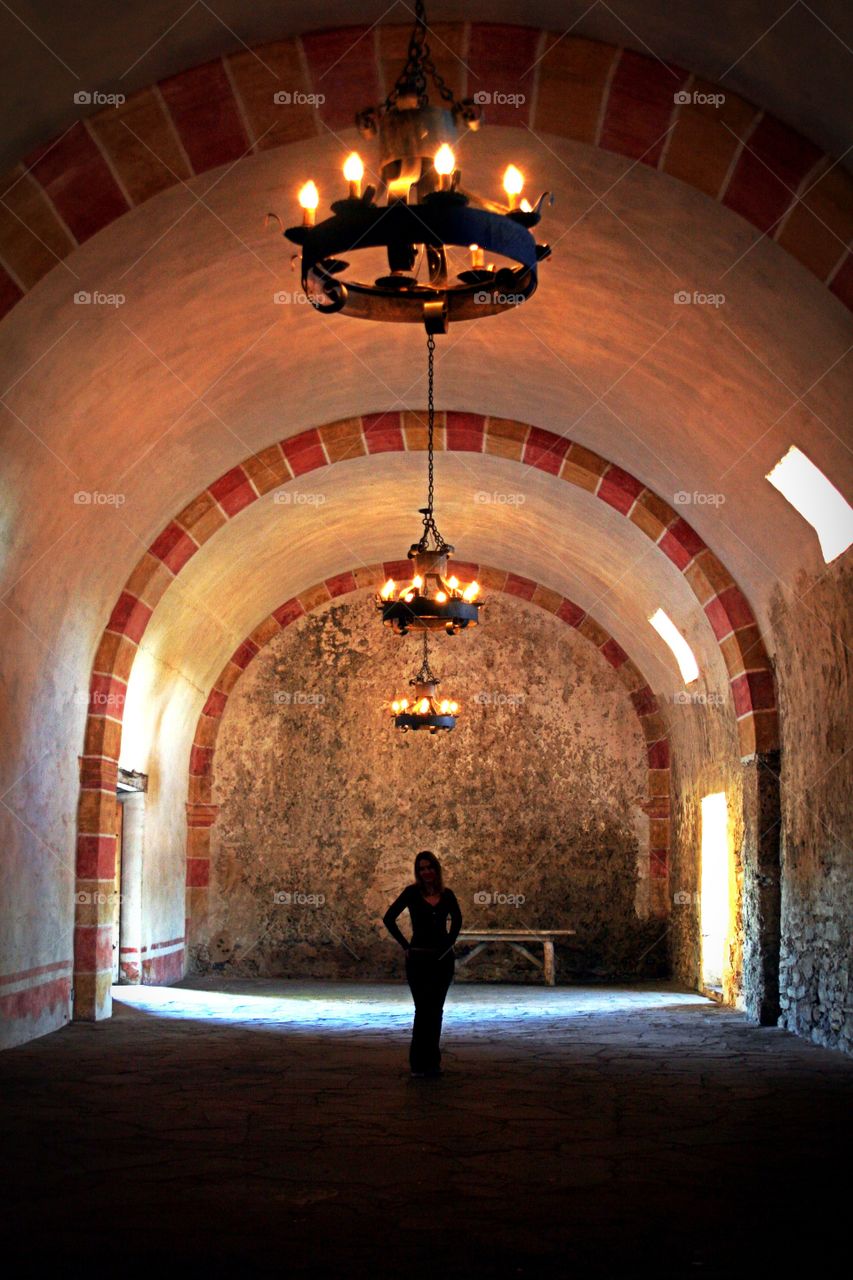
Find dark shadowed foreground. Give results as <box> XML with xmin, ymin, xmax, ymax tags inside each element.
<box><xmin>1</xmin><ymin>978</ymin><xmax>850</xmax><ymax>1278</ymax></box>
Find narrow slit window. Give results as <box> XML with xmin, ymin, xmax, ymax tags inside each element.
<box><xmin>649</xmin><ymin>609</ymin><xmax>699</xmax><ymax>683</ymax></box>
<box><xmin>766</xmin><ymin>445</ymin><xmax>853</xmax><ymax>564</ymax></box>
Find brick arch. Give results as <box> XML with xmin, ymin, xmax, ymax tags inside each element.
<box><xmin>183</xmin><ymin>565</ymin><xmax>673</xmax><ymax>960</ymax></box>
<box><xmin>1</xmin><ymin>24</ymin><xmax>851</xmax><ymax>317</ymax></box>
<box><xmin>74</xmin><ymin>412</ymin><xmax>776</xmax><ymax>1019</ymax></box>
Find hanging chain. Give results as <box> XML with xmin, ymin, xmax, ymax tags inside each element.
<box><xmin>418</xmin><ymin>331</ymin><xmax>448</xmax><ymax>553</ymax></box>
<box><xmin>411</xmin><ymin>628</ymin><xmax>437</xmax><ymax>685</ymax></box>
<box><xmin>381</xmin><ymin>0</ymin><xmax>462</xmax><ymax>113</ymax></box>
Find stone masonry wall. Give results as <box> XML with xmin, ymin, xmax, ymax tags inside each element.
<box><xmin>197</xmin><ymin>593</ymin><xmax>663</xmax><ymax>983</ymax></box>
<box><xmin>770</xmin><ymin>561</ymin><xmax>852</xmax><ymax>1053</ymax></box>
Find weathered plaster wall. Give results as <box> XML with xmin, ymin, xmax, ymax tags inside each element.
<box><xmin>770</xmin><ymin>562</ymin><xmax>852</xmax><ymax>1053</ymax></box>
<box><xmin>200</xmin><ymin>593</ymin><xmax>662</xmax><ymax>982</ymax></box>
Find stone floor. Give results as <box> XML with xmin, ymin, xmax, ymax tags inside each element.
<box><xmin>1</xmin><ymin>978</ymin><xmax>851</xmax><ymax>1278</ymax></box>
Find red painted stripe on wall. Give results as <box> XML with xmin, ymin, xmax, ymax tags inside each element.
<box><xmin>0</xmin><ymin>976</ymin><xmax>71</xmax><ymax>1021</ymax></box>
<box><xmin>0</xmin><ymin>959</ymin><xmax>71</xmax><ymax>985</ymax></box>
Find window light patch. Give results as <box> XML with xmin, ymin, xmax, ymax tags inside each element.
<box><xmin>766</xmin><ymin>445</ymin><xmax>853</xmax><ymax>564</ymax></box>
<box><xmin>649</xmin><ymin>608</ymin><xmax>699</xmax><ymax>684</ymax></box>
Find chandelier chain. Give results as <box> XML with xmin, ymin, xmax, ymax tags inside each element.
<box><xmin>412</xmin><ymin>628</ymin><xmax>436</xmax><ymax>684</ymax></box>
<box><xmin>419</xmin><ymin>331</ymin><xmax>448</xmax><ymax>552</ymax></box>
<box><xmin>383</xmin><ymin>0</ymin><xmax>460</xmax><ymax>112</ymax></box>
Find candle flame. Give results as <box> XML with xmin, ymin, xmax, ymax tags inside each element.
<box><xmin>380</xmin><ymin>579</ymin><xmax>395</xmax><ymax>600</ymax></box>
<box><xmin>503</xmin><ymin>165</ymin><xmax>524</xmax><ymax>198</ymax></box>
<box><xmin>463</xmin><ymin>581</ymin><xmax>480</xmax><ymax>601</ymax></box>
<box><xmin>434</xmin><ymin>144</ymin><xmax>456</xmax><ymax>176</ymax></box>
<box><xmin>298</xmin><ymin>181</ymin><xmax>319</xmax><ymax>210</ymax></box>
<box><xmin>343</xmin><ymin>152</ymin><xmax>364</xmax><ymax>183</ymax></box>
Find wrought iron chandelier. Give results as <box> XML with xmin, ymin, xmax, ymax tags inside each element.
<box><xmin>377</xmin><ymin>330</ymin><xmax>482</xmax><ymax>635</ymax></box>
<box><xmin>283</xmin><ymin>0</ymin><xmax>552</xmax><ymax>332</ymax></box>
<box><xmin>390</xmin><ymin>630</ymin><xmax>459</xmax><ymax>733</ymax></box>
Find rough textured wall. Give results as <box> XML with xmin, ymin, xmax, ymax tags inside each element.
<box><xmin>770</xmin><ymin>561</ymin><xmax>852</xmax><ymax>1054</ymax></box>
<box><xmin>198</xmin><ymin>593</ymin><xmax>662</xmax><ymax>982</ymax></box>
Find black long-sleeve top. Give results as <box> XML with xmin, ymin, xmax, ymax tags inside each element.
<box><xmin>383</xmin><ymin>884</ymin><xmax>463</xmax><ymax>954</ymax></box>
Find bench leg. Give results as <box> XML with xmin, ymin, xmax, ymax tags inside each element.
<box><xmin>455</xmin><ymin>941</ymin><xmax>488</xmax><ymax>969</ymax></box>
<box><xmin>543</xmin><ymin>939</ymin><xmax>555</xmax><ymax>986</ymax></box>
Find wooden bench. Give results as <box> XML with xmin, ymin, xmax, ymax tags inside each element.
<box><xmin>455</xmin><ymin>929</ymin><xmax>576</xmax><ymax>985</ymax></box>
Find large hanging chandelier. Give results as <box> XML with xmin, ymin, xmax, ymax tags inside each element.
<box><xmin>282</xmin><ymin>0</ymin><xmax>552</xmax><ymax>333</ymax></box>
<box><xmin>377</xmin><ymin>331</ymin><xmax>482</xmax><ymax>635</ymax></box>
<box><xmin>390</xmin><ymin>631</ymin><xmax>459</xmax><ymax>733</ymax></box>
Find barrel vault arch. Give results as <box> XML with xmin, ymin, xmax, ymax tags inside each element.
<box><xmin>73</xmin><ymin>412</ymin><xmax>777</xmax><ymax>1019</ymax></box>
<box><xmin>1</xmin><ymin>23</ymin><xmax>851</xmax><ymax>323</ymax></box>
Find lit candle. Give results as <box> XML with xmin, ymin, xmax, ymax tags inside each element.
<box><xmin>298</xmin><ymin>181</ymin><xmax>319</xmax><ymax>226</ymax></box>
<box><xmin>469</xmin><ymin>244</ymin><xmax>484</xmax><ymax>269</ymax></box>
<box><xmin>503</xmin><ymin>164</ymin><xmax>523</xmax><ymax>210</ymax></box>
<box><xmin>434</xmin><ymin>144</ymin><xmax>456</xmax><ymax>191</ymax></box>
<box><xmin>343</xmin><ymin>152</ymin><xmax>364</xmax><ymax>199</ymax></box>
<box><xmin>387</xmin><ymin>177</ymin><xmax>412</xmax><ymax>204</ymax></box>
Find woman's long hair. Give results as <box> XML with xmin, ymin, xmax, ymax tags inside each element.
<box><xmin>414</xmin><ymin>850</ymin><xmax>444</xmax><ymax>895</ymax></box>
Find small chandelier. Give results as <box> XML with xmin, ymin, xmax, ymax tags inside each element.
<box><xmin>376</xmin><ymin>331</ymin><xmax>483</xmax><ymax>635</ymax></box>
<box><xmin>282</xmin><ymin>0</ymin><xmax>551</xmax><ymax>333</ymax></box>
<box><xmin>390</xmin><ymin>631</ymin><xmax>459</xmax><ymax>733</ymax></box>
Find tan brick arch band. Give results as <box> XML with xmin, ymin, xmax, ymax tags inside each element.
<box><xmin>182</xmin><ymin>563</ymin><xmax>674</xmax><ymax>965</ymax></box>
<box><xmin>1</xmin><ymin>24</ymin><xmax>851</xmax><ymax>316</ymax></box>
<box><xmin>73</xmin><ymin>411</ymin><xmax>776</xmax><ymax>1017</ymax></box>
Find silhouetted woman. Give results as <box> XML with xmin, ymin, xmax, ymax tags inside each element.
<box><xmin>383</xmin><ymin>851</ymin><xmax>462</xmax><ymax>1078</ymax></box>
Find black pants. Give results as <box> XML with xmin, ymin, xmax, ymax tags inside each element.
<box><xmin>405</xmin><ymin>949</ymin><xmax>455</xmax><ymax>1072</ymax></box>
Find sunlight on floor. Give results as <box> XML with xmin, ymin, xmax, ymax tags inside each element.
<box><xmin>113</xmin><ymin>981</ymin><xmax>711</xmax><ymax>1030</ymax></box>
